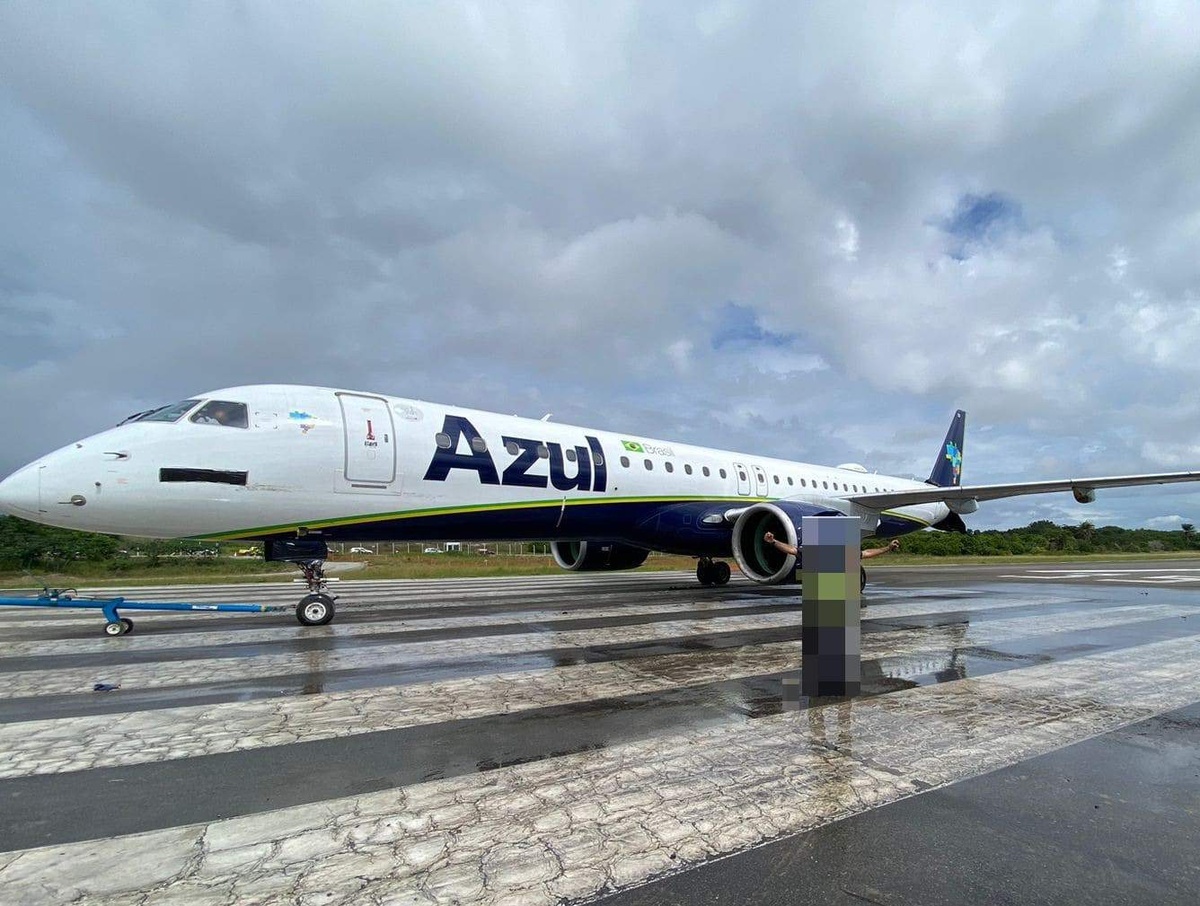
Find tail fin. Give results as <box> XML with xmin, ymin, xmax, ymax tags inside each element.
<box><xmin>926</xmin><ymin>410</ymin><xmax>966</xmax><ymax>487</ymax></box>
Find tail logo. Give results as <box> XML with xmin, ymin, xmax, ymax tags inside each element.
<box><xmin>945</xmin><ymin>442</ymin><xmax>962</xmax><ymax>483</ymax></box>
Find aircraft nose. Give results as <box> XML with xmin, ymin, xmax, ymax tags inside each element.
<box><xmin>0</xmin><ymin>463</ymin><xmax>43</xmax><ymax>519</ymax></box>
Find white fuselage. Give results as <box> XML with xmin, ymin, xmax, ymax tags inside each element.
<box><xmin>0</xmin><ymin>384</ymin><xmax>947</xmax><ymax>544</ymax></box>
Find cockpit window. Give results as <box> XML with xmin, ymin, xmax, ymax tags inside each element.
<box><xmin>190</xmin><ymin>400</ymin><xmax>249</xmax><ymax>428</ymax></box>
<box><xmin>122</xmin><ymin>399</ymin><xmax>203</xmax><ymax>425</ymax></box>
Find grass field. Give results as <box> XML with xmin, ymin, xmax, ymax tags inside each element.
<box><xmin>0</xmin><ymin>552</ymin><xmax>697</xmax><ymax>589</ymax></box>
<box><xmin>3</xmin><ymin>549</ymin><xmax>1200</xmax><ymax>590</ymax></box>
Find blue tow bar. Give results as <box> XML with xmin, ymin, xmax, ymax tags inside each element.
<box><xmin>0</xmin><ymin>588</ymin><xmax>289</xmax><ymax>636</ymax></box>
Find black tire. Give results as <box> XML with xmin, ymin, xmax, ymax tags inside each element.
<box><xmin>103</xmin><ymin>621</ymin><xmax>125</xmax><ymax>637</ymax></box>
<box><xmin>712</xmin><ymin>561</ymin><xmax>732</xmax><ymax>585</ymax></box>
<box><xmin>296</xmin><ymin>593</ymin><xmax>335</xmax><ymax>626</ymax></box>
<box><xmin>120</xmin><ymin>618</ymin><xmax>135</xmax><ymax>635</ymax></box>
<box><xmin>696</xmin><ymin>561</ymin><xmax>715</xmax><ymax>586</ymax></box>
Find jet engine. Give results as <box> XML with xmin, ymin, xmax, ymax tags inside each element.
<box><xmin>551</xmin><ymin>541</ymin><xmax>650</xmax><ymax>572</ymax></box>
<box><xmin>731</xmin><ymin>501</ymin><xmax>840</xmax><ymax>584</ymax></box>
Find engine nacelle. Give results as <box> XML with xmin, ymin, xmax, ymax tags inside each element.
<box><xmin>731</xmin><ymin>501</ymin><xmax>836</xmax><ymax>584</ymax></box>
<box><xmin>551</xmin><ymin>541</ymin><xmax>650</xmax><ymax>572</ymax></box>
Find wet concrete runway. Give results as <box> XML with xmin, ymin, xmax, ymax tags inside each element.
<box><xmin>1</xmin><ymin>559</ymin><xmax>1198</xmax><ymax>904</ymax></box>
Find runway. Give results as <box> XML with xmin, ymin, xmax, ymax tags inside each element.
<box><xmin>0</xmin><ymin>560</ymin><xmax>1198</xmax><ymax>904</ymax></box>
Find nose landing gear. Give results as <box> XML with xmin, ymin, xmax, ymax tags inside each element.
<box><xmin>265</xmin><ymin>538</ymin><xmax>338</xmax><ymax>626</ymax></box>
<box><xmin>295</xmin><ymin>560</ymin><xmax>336</xmax><ymax>626</ymax></box>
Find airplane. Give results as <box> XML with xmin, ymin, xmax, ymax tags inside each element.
<box><xmin>1</xmin><ymin>383</ymin><xmax>1198</xmax><ymax>629</ymax></box>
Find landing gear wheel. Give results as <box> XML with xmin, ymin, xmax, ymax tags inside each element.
<box><xmin>120</xmin><ymin>618</ymin><xmax>134</xmax><ymax>635</ymax></box>
<box><xmin>696</xmin><ymin>560</ymin><xmax>715</xmax><ymax>586</ymax></box>
<box><xmin>103</xmin><ymin>621</ymin><xmax>125</xmax><ymax>637</ymax></box>
<box><xmin>712</xmin><ymin>561</ymin><xmax>732</xmax><ymax>586</ymax></box>
<box><xmin>296</xmin><ymin>593</ymin><xmax>335</xmax><ymax>626</ymax></box>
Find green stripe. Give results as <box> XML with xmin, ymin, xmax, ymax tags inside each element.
<box><xmin>193</xmin><ymin>494</ymin><xmax>767</xmax><ymax>541</ymax></box>
<box><xmin>197</xmin><ymin>497</ymin><xmax>930</xmax><ymax>542</ymax></box>
<box><xmin>881</xmin><ymin>509</ymin><xmax>932</xmax><ymax>527</ymax></box>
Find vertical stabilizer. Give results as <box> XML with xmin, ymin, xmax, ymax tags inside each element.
<box><xmin>927</xmin><ymin>410</ymin><xmax>966</xmax><ymax>487</ymax></box>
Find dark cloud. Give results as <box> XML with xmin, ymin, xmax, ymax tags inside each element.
<box><xmin>1</xmin><ymin>2</ymin><xmax>1198</xmax><ymax>528</ymax></box>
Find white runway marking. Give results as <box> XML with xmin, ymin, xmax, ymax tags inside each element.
<box><xmin>0</xmin><ymin>573</ymin><xmax>1198</xmax><ymax>905</ymax></box>
<box><xmin>0</xmin><ymin>600</ymin><xmax>1192</xmax><ymax>780</ymax></box>
<box><xmin>999</xmin><ymin>567</ymin><xmax>1200</xmax><ymax>585</ymax></box>
<box><xmin>3</xmin><ymin>636</ymin><xmax>1199</xmax><ymax>905</ymax></box>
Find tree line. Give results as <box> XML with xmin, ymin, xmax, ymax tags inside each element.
<box><xmin>2</xmin><ymin>515</ymin><xmax>1197</xmax><ymax>571</ymax></box>
<box><xmin>886</xmin><ymin>520</ymin><xmax>1198</xmax><ymax>557</ymax></box>
<box><xmin>0</xmin><ymin>516</ymin><xmax>214</xmax><ymax>571</ymax></box>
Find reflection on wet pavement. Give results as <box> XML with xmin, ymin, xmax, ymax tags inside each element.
<box><xmin>1</xmin><ymin>570</ymin><xmax>1198</xmax><ymax>905</ymax></box>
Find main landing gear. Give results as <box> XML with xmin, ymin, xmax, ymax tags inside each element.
<box><xmin>696</xmin><ymin>558</ymin><xmax>732</xmax><ymax>586</ymax></box>
<box><xmin>295</xmin><ymin>559</ymin><xmax>336</xmax><ymax>626</ymax></box>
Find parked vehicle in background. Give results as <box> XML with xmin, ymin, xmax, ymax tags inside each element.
<box><xmin>349</xmin><ymin>546</ymin><xmax>373</xmax><ymax>554</ymax></box>
<box><xmin>423</xmin><ymin>547</ymin><xmax>443</xmax><ymax>554</ymax></box>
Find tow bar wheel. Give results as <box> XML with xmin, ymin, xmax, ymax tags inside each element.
<box><xmin>103</xmin><ymin>618</ymin><xmax>134</xmax><ymax>636</ymax></box>
<box><xmin>297</xmin><ymin>593</ymin><xmax>335</xmax><ymax>626</ymax></box>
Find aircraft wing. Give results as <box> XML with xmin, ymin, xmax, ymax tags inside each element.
<box><xmin>845</xmin><ymin>471</ymin><xmax>1200</xmax><ymax>510</ymax></box>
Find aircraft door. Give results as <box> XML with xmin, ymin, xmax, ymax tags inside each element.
<box><xmin>753</xmin><ymin>465</ymin><xmax>768</xmax><ymax>497</ymax></box>
<box><xmin>338</xmin><ymin>393</ymin><xmax>396</xmax><ymax>486</ymax></box>
<box><xmin>734</xmin><ymin>462</ymin><xmax>751</xmax><ymax>496</ymax></box>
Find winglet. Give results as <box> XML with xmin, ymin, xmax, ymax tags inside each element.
<box><xmin>927</xmin><ymin>410</ymin><xmax>966</xmax><ymax>487</ymax></box>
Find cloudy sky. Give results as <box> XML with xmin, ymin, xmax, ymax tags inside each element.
<box><xmin>2</xmin><ymin>2</ymin><xmax>1199</xmax><ymax>530</ymax></box>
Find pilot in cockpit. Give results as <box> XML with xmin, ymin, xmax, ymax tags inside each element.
<box><xmin>190</xmin><ymin>401</ymin><xmax>248</xmax><ymax>428</ymax></box>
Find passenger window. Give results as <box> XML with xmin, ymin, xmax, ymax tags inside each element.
<box><xmin>644</xmin><ymin>459</ymin><xmax>653</xmax><ymax>470</ymax></box>
<box><xmin>436</xmin><ymin>432</ymin><xmax>452</xmax><ymax>449</ymax></box>
<box><xmin>787</xmin><ymin>477</ymin><xmax>794</xmax><ymax>486</ymax></box>
<box><xmin>801</xmin><ymin>479</ymin><xmax>807</xmax><ymax>487</ymax></box>
<box><xmin>620</xmin><ymin>455</ymin><xmax>630</xmax><ymax>468</ymax></box>
<box><xmin>665</xmin><ymin>462</ymin><xmax>674</xmax><ymax>473</ymax></box>
<box><xmin>505</xmin><ymin>440</ymin><xmax>519</xmax><ymax>455</ymax></box>
<box><xmin>684</xmin><ymin>464</ymin><xmax>693</xmax><ymax>475</ymax></box>
<box><xmin>471</xmin><ymin>436</ymin><xmax>488</xmax><ymax>454</ymax></box>
<box><xmin>773</xmin><ymin>475</ymin><xmax>780</xmax><ymax>484</ymax></box>
<box><xmin>565</xmin><ymin>448</ymin><xmax>577</xmax><ymax>462</ymax></box>
<box><xmin>720</xmin><ymin>468</ymin><xmax>727</xmax><ymax>479</ymax></box>
<box><xmin>703</xmin><ymin>466</ymin><xmax>710</xmax><ymax>477</ymax></box>
<box><xmin>823</xmin><ymin>481</ymin><xmax>829</xmax><ymax>489</ymax></box>
<box><xmin>191</xmin><ymin>401</ymin><xmax>249</xmax><ymax>428</ymax></box>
